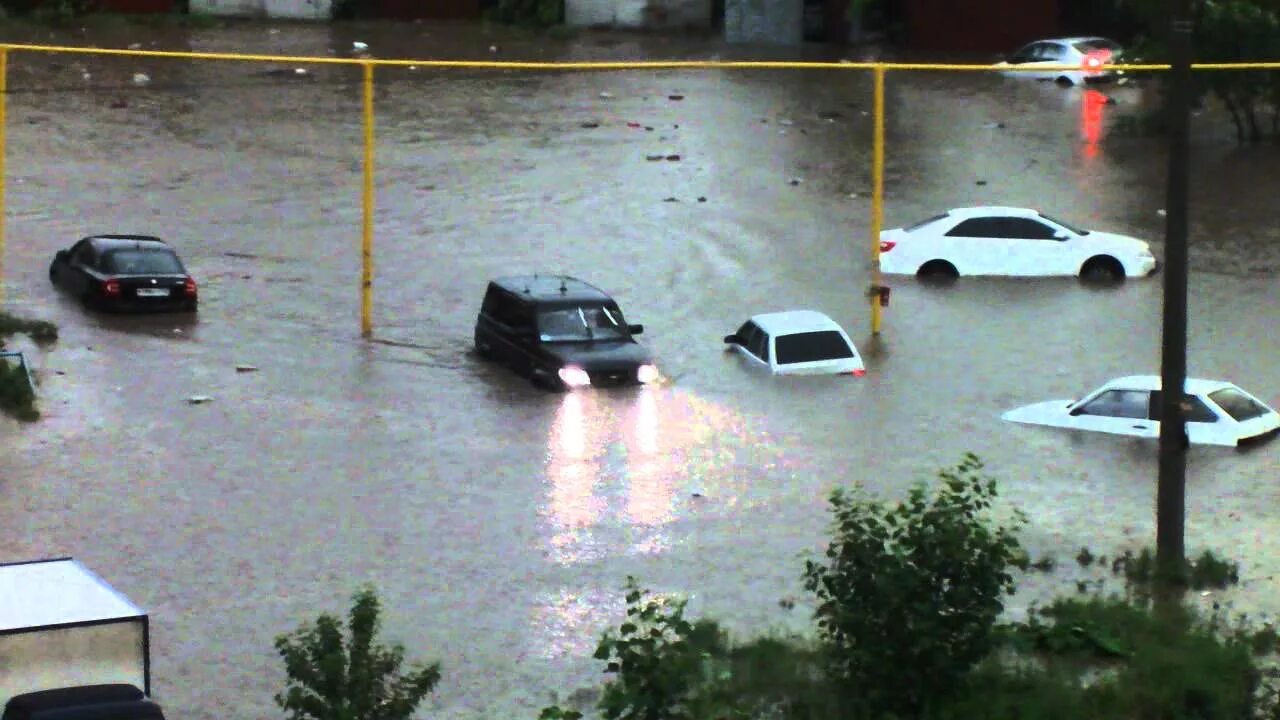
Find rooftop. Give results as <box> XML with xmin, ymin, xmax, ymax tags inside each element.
<box><xmin>492</xmin><ymin>275</ymin><xmax>614</xmax><ymax>304</ymax></box>
<box><xmin>0</xmin><ymin>558</ymin><xmax>145</xmax><ymax>632</ymax></box>
<box><xmin>750</xmin><ymin>310</ymin><xmax>845</xmax><ymax>335</ymax></box>
<box><xmin>1102</xmin><ymin>375</ymin><xmax>1240</xmax><ymax>395</ymax></box>
<box><xmin>87</xmin><ymin>235</ymin><xmax>172</xmax><ymax>252</ymax></box>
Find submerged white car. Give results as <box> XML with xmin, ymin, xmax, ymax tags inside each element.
<box><xmin>1002</xmin><ymin>376</ymin><xmax>1280</xmax><ymax>447</ymax></box>
<box><xmin>878</xmin><ymin>206</ymin><xmax>1158</xmax><ymax>281</ymax></box>
<box><xmin>995</xmin><ymin>36</ymin><xmax>1125</xmax><ymax>86</ymax></box>
<box><xmin>724</xmin><ymin>310</ymin><xmax>865</xmax><ymax>376</ymax></box>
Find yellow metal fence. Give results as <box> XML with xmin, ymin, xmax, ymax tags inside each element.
<box><xmin>0</xmin><ymin>42</ymin><xmax>1277</xmax><ymax>337</ymax></box>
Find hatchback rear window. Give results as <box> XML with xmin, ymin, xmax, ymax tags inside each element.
<box><xmin>774</xmin><ymin>331</ymin><xmax>854</xmax><ymax>365</ymax></box>
<box><xmin>1208</xmin><ymin>388</ymin><xmax>1271</xmax><ymax>422</ymax></box>
<box><xmin>1073</xmin><ymin>39</ymin><xmax>1121</xmax><ymax>54</ymax></box>
<box><xmin>104</xmin><ymin>249</ymin><xmax>184</xmax><ymax>275</ymax></box>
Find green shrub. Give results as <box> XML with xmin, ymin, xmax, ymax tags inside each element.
<box><xmin>802</xmin><ymin>453</ymin><xmax>1026</xmax><ymax>718</ymax></box>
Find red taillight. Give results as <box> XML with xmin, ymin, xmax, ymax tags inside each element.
<box><xmin>848</xmin><ymin>369</ymin><xmax>866</xmax><ymax>377</ymax></box>
<box><xmin>1083</xmin><ymin>49</ymin><xmax>1111</xmax><ymax>70</ymax></box>
<box><xmin>879</xmin><ymin>240</ymin><xmax>897</xmax><ymax>253</ymax></box>
<box><xmin>103</xmin><ymin>279</ymin><xmax>121</xmax><ymax>296</ymax></box>
<box><xmin>184</xmin><ymin>277</ymin><xmax>197</xmax><ymax>297</ymax></box>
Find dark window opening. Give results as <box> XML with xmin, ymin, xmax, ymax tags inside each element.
<box><xmin>775</xmin><ymin>330</ymin><xmax>854</xmax><ymax>365</ymax></box>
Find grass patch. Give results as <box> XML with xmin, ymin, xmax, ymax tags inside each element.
<box><xmin>0</xmin><ymin>311</ymin><xmax>58</xmax><ymax>344</ymax></box>
<box><xmin>0</xmin><ymin>310</ymin><xmax>57</xmax><ymax>422</ymax></box>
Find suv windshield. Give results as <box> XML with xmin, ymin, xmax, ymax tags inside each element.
<box><xmin>105</xmin><ymin>249</ymin><xmax>184</xmax><ymax>275</ymax></box>
<box><xmin>537</xmin><ymin>305</ymin><xmax>629</xmax><ymax>343</ymax></box>
<box><xmin>1209</xmin><ymin>388</ymin><xmax>1271</xmax><ymax>422</ymax></box>
<box><xmin>775</xmin><ymin>331</ymin><xmax>854</xmax><ymax>365</ymax></box>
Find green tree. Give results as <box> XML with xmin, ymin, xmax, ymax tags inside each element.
<box><xmin>274</xmin><ymin>586</ymin><xmax>441</xmax><ymax>720</ymax></box>
<box><xmin>802</xmin><ymin>453</ymin><xmax>1026</xmax><ymax>719</ymax></box>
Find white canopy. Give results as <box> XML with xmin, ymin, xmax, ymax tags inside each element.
<box><xmin>0</xmin><ymin>558</ymin><xmax>145</xmax><ymax>632</ymax></box>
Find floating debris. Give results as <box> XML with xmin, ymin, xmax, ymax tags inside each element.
<box><xmin>186</xmin><ymin>395</ymin><xmax>213</xmax><ymax>405</ymax></box>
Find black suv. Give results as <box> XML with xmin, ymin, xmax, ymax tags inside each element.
<box><xmin>474</xmin><ymin>275</ymin><xmax>659</xmax><ymax>390</ymax></box>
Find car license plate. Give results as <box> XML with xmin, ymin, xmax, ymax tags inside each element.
<box><xmin>136</xmin><ymin>288</ymin><xmax>170</xmax><ymax>297</ymax></box>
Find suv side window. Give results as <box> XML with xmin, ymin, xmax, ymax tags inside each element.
<box><xmin>482</xmin><ymin>286</ymin><xmax>532</xmax><ymax>330</ymax></box>
<box><xmin>71</xmin><ymin>241</ymin><xmax>95</xmax><ymax>267</ymax></box>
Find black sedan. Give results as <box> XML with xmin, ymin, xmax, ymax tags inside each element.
<box><xmin>49</xmin><ymin>235</ymin><xmax>198</xmax><ymax>313</ymax></box>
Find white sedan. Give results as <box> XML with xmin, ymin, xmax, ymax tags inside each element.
<box><xmin>995</xmin><ymin>36</ymin><xmax>1125</xmax><ymax>86</ymax></box>
<box><xmin>878</xmin><ymin>206</ymin><xmax>1158</xmax><ymax>281</ymax></box>
<box><xmin>1002</xmin><ymin>376</ymin><xmax>1280</xmax><ymax>447</ymax></box>
<box><xmin>724</xmin><ymin>310</ymin><xmax>865</xmax><ymax>376</ymax></box>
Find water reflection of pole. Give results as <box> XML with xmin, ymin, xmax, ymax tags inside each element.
<box><xmin>1156</xmin><ymin>2</ymin><xmax>1193</xmax><ymax>585</ymax></box>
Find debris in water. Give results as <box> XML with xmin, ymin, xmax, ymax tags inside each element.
<box><xmin>975</xmin><ymin>179</ymin><xmax>988</xmax><ymax>186</ymax></box>
<box><xmin>128</xmin><ymin>42</ymin><xmax>142</xmax><ymax>50</ymax></box>
<box><xmin>580</xmin><ymin>121</ymin><xmax>600</xmax><ymax>129</ymax></box>
<box><xmin>697</xmin><ymin>196</ymin><xmax>707</xmax><ymax>203</ymax></box>
<box><xmin>668</xmin><ymin>94</ymin><xmax>684</xmax><ymax>101</ymax></box>
<box><xmin>110</xmin><ymin>99</ymin><xmax>128</xmax><ymax>109</ymax></box>
<box><xmin>186</xmin><ymin>395</ymin><xmax>213</xmax><ymax>405</ymax></box>
<box><xmin>294</xmin><ymin>68</ymin><xmax>308</xmax><ymax>76</ymax></box>
<box><xmin>132</xmin><ymin>73</ymin><xmax>150</xmax><ymax>86</ymax></box>
<box><xmin>646</xmin><ymin>154</ymin><xmax>664</xmax><ymax>161</ymax></box>
<box><xmin>236</xmin><ymin>365</ymin><xmax>259</xmax><ymax>373</ymax></box>
<box><xmin>644</xmin><ymin>126</ymin><xmax>654</xmax><ymax>131</ymax></box>
<box><xmin>489</xmin><ymin>45</ymin><xmax>498</xmax><ymax>53</ymax></box>
<box><xmin>788</xmin><ymin>178</ymin><xmax>803</xmax><ymax>186</ymax></box>
<box><xmin>82</xmin><ymin>72</ymin><xmax>91</xmax><ymax>81</ymax></box>
<box><xmin>778</xmin><ymin>118</ymin><xmax>794</xmax><ymax>126</ymax></box>
<box><xmin>626</xmin><ymin>121</ymin><xmax>642</xmax><ymax>128</ymax></box>
<box><xmin>1157</xmin><ymin>208</ymin><xmax>1167</xmax><ymax>217</ymax></box>
<box><xmin>352</xmin><ymin>41</ymin><xmax>369</xmax><ymax>51</ymax></box>
<box><xmin>665</xmin><ymin>154</ymin><xmax>681</xmax><ymax>161</ymax></box>
<box><xmin>982</xmin><ymin>121</ymin><xmax>1006</xmax><ymax>129</ymax></box>
<box><xmin>663</xmin><ymin>197</ymin><xmax>679</xmax><ymax>202</ymax></box>
<box><xmin>599</xmin><ymin>91</ymin><xmax>614</xmax><ymax>99</ymax></box>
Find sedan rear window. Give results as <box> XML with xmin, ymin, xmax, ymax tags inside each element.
<box><xmin>1073</xmin><ymin>39</ymin><xmax>1121</xmax><ymax>54</ymax></box>
<box><xmin>1208</xmin><ymin>388</ymin><xmax>1271</xmax><ymax>422</ymax></box>
<box><xmin>905</xmin><ymin>213</ymin><xmax>949</xmax><ymax>232</ymax></box>
<box><xmin>774</xmin><ymin>331</ymin><xmax>854</xmax><ymax>365</ymax></box>
<box><xmin>104</xmin><ymin>249</ymin><xmax>185</xmax><ymax>275</ymax></box>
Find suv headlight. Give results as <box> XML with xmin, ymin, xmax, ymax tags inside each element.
<box><xmin>637</xmin><ymin>364</ymin><xmax>660</xmax><ymax>384</ymax></box>
<box><xmin>558</xmin><ymin>367</ymin><xmax>591</xmax><ymax>388</ymax></box>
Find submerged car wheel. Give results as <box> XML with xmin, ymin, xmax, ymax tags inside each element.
<box><xmin>1056</xmin><ymin>75</ymin><xmax>1076</xmax><ymax>86</ymax></box>
<box><xmin>1080</xmin><ymin>255</ymin><xmax>1125</xmax><ymax>284</ymax></box>
<box><xmin>917</xmin><ymin>260</ymin><xmax>959</xmax><ymax>284</ymax></box>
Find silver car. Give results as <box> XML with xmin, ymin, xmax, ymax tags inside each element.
<box><xmin>994</xmin><ymin>36</ymin><xmax>1124</xmax><ymax>86</ymax></box>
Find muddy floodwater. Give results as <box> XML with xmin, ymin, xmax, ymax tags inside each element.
<box><xmin>2</xmin><ymin>20</ymin><xmax>1280</xmax><ymax>720</ymax></box>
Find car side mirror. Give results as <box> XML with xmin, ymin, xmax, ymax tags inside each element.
<box><xmin>1055</xmin><ymin>232</ymin><xmax>1069</xmax><ymax>241</ymax></box>
<box><xmin>724</xmin><ymin>334</ymin><xmax>739</xmax><ymax>345</ymax></box>
<box><xmin>628</xmin><ymin>324</ymin><xmax>644</xmax><ymax>335</ymax></box>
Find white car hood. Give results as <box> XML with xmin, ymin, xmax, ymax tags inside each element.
<box><xmin>1001</xmin><ymin>400</ymin><xmax>1076</xmax><ymax>426</ymax></box>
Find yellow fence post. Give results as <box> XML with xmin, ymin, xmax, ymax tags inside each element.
<box><xmin>869</xmin><ymin>63</ymin><xmax>886</xmax><ymax>335</ymax></box>
<box><xmin>360</xmin><ymin>61</ymin><xmax>375</xmax><ymax>339</ymax></box>
<box><xmin>0</xmin><ymin>49</ymin><xmax>8</xmax><ymax>308</ymax></box>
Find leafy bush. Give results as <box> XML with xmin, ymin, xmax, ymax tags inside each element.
<box><xmin>802</xmin><ymin>452</ymin><xmax>1026</xmax><ymax>718</ymax></box>
<box><xmin>274</xmin><ymin>586</ymin><xmax>441</xmax><ymax>720</ymax></box>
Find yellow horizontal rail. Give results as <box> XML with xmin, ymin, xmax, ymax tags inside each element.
<box><xmin>0</xmin><ymin>43</ymin><xmax>1279</xmax><ymax>71</ymax></box>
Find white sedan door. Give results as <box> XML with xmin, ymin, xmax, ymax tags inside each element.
<box><xmin>1064</xmin><ymin>389</ymin><xmax>1158</xmax><ymax>439</ymax></box>
<box><xmin>939</xmin><ymin>217</ymin><xmax>1012</xmax><ymax>275</ymax></box>
<box><xmin>1000</xmin><ymin>218</ymin><xmax>1077</xmax><ymax>276</ymax></box>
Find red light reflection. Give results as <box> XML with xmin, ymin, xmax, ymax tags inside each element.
<box><xmin>1081</xmin><ymin>89</ymin><xmax>1109</xmax><ymax>159</ymax></box>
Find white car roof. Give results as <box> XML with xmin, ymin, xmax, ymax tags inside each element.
<box><xmin>1100</xmin><ymin>375</ymin><xmax>1239</xmax><ymax>395</ymax></box>
<box><xmin>750</xmin><ymin>310</ymin><xmax>845</xmax><ymax>336</ymax></box>
<box><xmin>0</xmin><ymin>557</ymin><xmax>145</xmax><ymax>631</ymax></box>
<box><xmin>946</xmin><ymin>206</ymin><xmax>1042</xmax><ymax>219</ymax></box>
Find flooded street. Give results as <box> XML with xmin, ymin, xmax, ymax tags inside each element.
<box><xmin>2</xmin><ymin>20</ymin><xmax>1280</xmax><ymax>719</ymax></box>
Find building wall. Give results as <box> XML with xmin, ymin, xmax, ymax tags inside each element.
<box><xmin>190</xmin><ymin>0</ymin><xmax>332</xmax><ymax>18</ymax></box>
<box><xmin>723</xmin><ymin>0</ymin><xmax>801</xmax><ymax>44</ymax></box>
<box><xmin>905</xmin><ymin>0</ymin><xmax>1059</xmax><ymax>52</ymax></box>
<box><xmin>564</xmin><ymin>0</ymin><xmax>711</xmax><ymax>29</ymax></box>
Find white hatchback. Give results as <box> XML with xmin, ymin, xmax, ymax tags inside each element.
<box><xmin>1002</xmin><ymin>375</ymin><xmax>1280</xmax><ymax>447</ymax></box>
<box><xmin>724</xmin><ymin>310</ymin><xmax>865</xmax><ymax>376</ymax></box>
<box><xmin>878</xmin><ymin>206</ymin><xmax>1158</xmax><ymax>281</ymax></box>
<box><xmin>994</xmin><ymin>36</ymin><xmax>1125</xmax><ymax>86</ymax></box>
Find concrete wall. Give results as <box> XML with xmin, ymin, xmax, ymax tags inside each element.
<box><xmin>0</xmin><ymin>622</ymin><xmax>146</xmax><ymax>699</ymax></box>
<box><xmin>565</xmin><ymin>0</ymin><xmax>711</xmax><ymax>29</ymax></box>
<box><xmin>724</xmin><ymin>0</ymin><xmax>802</xmax><ymax>44</ymax></box>
<box><xmin>191</xmin><ymin>0</ymin><xmax>332</xmax><ymax>18</ymax></box>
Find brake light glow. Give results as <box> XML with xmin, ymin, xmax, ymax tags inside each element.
<box><xmin>1083</xmin><ymin>49</ymin><xmax>1112</xmax><ymax>71</ymax></box>
<box><xmin>184</xmin><ymin>276</ymin><xmax>198</xmax><ymax>297</ymax></box>
<box><xmin>103</xmin><ymin>279</ymin><xmax>121</xmax><ymax>296</ymax></box>
<box><xmin>879</xmin><ymin>240</ymin><xmax>897</xmax><ymax>253</ymax></box>
<box><xmin>849</xmin><ymin>369</ymin><xmax>867</xmax><ymax>377</ymax></box>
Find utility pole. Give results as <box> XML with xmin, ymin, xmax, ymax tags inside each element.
<box><xmin>1156</xmin><ymin>0</ymin><xmax>1194</xmax><ymax>586</ymax></box>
